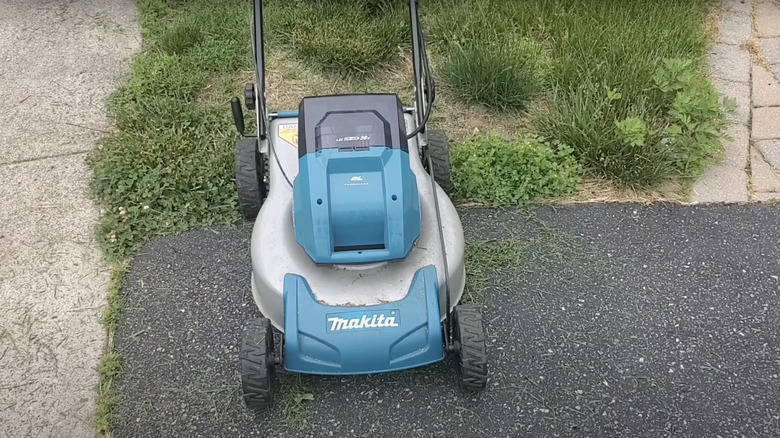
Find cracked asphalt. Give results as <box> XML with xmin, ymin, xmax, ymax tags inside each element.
<box><xmin>113</xmin><ymin>204</ymin><xmax>780</xmax><ymax>437</ymax></box>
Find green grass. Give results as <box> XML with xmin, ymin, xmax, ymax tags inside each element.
<box><xmin>259</xmin><ymin>0</ymin><xmax>727</xmax><ymax>190</ymax></box>
<box><xmin>96</xmin><ymin>349</ymin><xmax>121</xmax><ymax>433</ymax></box>
<box><xmin>425</xmin><ymin>2</ymin><xmax>550</xmax><ymax>110</ymax></box>
<box><xmin>425</xmin><ymin>0</ymin><xmax>725</xmax><ymax>189</ymax></box>
<box><xmin>268</xmin><ymin>0</ymin><xmax>407</xmax><ymax>75</ymax></box>
<box><xmin>443</xmin><ymin>36</ymin><xmax>548</xmax><ymax>110</ymax></box>
<box><xmin>89</xmin><ymin>0</ymin><xmax>252</xmax><ymax>261</ymax></box>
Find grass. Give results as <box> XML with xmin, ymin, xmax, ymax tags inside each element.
<box><xmin>425</xmin><ymin>2</ymin><xmax>550</xmax><ymax>110</ymax></box>
<box><xmin>263</xmin><ymin>0</ymin><xmax>727</xmax><ymax>192</ymax></box>
<box><xmin>90</xmin><ymin>0</ymin><xmax>252</xmax><ymax>261</ymax></box>
<box><xmin>285</xmin><ymin>1</ymin><xmax>406</xmax><ymax>75</ymax></box>
<box><xmin>463</xmin><ymin>240</ymin><xmax>525</xmax><ymax>304</ymax></box>
<box><xmin>463</xmin><ymin>214</ymin><xmax>581</xmax><ymax>305</ymax></box>
<box><xmin>425</xmin><ymin>0</ymin><xmax>726</xmax><ymax>189</ymax></box>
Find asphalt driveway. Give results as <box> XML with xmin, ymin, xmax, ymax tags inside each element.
<box><xmin>112</xmin><ymin>203</ymin><xmax>780</xmax><ymax>437</ymax></box>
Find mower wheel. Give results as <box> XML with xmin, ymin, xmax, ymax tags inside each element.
<box><xmin>453</xmin><ymin>306</ymin><xmax>488</xmax><ymax>391</ymax></box>
<box><xmin>240</xmin><ymin>317</ymin><xmax>275</xmax><ymax>409</ymax></box>
<box><xmin>235</xmin><ymin>138</ymin><xmax>266</xmax><ymax>220</ymax></box>
<box><xmin>426</xmin><ymin>129</ymin><xmax>453</xmax><ymax>195</ymax></box>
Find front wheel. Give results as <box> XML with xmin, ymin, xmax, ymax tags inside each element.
<box><xmin>453</xmin><ymin>306</ymin><xmax>488</xmax><ymax>391</ymax></box>
<box><xmin>240</xmin><ymin>317</ymin><xmax>275</xmax><ymax>409</ymax></box>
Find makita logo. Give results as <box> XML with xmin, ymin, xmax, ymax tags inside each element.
<box><xmin>327</xmin><ymin>311</ymin><xmax>400</xmax><ymax>332</ymax></box>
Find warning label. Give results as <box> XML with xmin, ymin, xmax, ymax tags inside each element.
<box><xmin>278</xmin><ymin>123</ymin><xmax>298</xmax><ymax>148</ymax></box>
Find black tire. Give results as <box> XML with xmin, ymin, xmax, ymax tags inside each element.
<box><xmin>425</xmin><ymin>129</ymin><xmax>453</xmax><ymax>195</ymax></box>
<box><xmin>240</xmin><ymin>317</ymin><xmax>275</xmax><ymax>409</ymax></box>
<box><xmin>453</xmin><ymin>306</ymin><xmax>488</xmax><ymax>391</ymax></box>
<box><xmin>235</xmin><ymin>138</ymin><xmax>266</xmax><ymax>220</ymax></box>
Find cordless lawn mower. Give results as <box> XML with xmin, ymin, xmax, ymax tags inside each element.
<box><xmin>230</xmin><ymin>0</ymin><xmax>488</xmax><ymax>408</ymax></box>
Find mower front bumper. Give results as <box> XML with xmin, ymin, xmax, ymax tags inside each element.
<box><xmin>283</xmin><ymin>265</ymin><xmax>444</xmax><ymax>375</ymax></box>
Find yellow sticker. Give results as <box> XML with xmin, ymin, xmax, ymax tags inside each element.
<box><xmin>278</xmin><ymin>123</ymin><xmax>298</xmax><ymax>148</ymax></box>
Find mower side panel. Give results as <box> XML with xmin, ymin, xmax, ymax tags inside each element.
<box><xmin>283</xmin><ymin>265</ymin><xmax>444</xmax><ymax>375</ymax></box>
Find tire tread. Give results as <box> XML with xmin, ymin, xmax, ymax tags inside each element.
<box><xmin>426</xmin><ymin>129</ymin><xmax>453</xmax><ymax>195</ymax></box>
<box><xmin>235</xmin><ymin>138</ymin><xmax>265</xmax><ymax>220</ymax></box>
<box><xmin>454</xmin><ymin>306</ymin><xmax>488</xmax><ymax>391</ymax></box>
<box><xmin>240</xmin><ymin>317</ymin><xmax>274</xmax><ymax>408</ymax></box>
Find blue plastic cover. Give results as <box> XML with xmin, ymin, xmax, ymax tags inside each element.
<box><xmin>293</xmin><ymin>147</ymin><xmax>421</xmax><ymax>264</ymax></box>
<box><xmin>283</xmin><ymin>265</ymin><xmax>444</xmax><ymax>375</ymax></box>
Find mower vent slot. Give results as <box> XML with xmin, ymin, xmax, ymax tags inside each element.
<box><xmin>338</xmin><ymin>146</ymin><xmax>371</xmax><ymax>152</ymax></box>
<box><xmin>334</xmin><ymin>244</ymin><xmax>386</xmax><ymax>252</ymax></box>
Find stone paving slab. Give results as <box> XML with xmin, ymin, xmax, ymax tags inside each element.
<box><xmin>709</xmin><ymin>43</ymin><xmax>752</xmax><ymax>84</ymax></box>
<box><xmin>723</xmin><ymin>0</ymin><xmax>754</xmax><ymax>13</ymax></box>
<box><xmin>718</xmin><ymin>9</ymin><xmax>753</xmax><ymax>45</ymax></box>
<box><xmin>760</xmin><ymin>37</ymin><xmax>780</xmax><ymax>68</ymax></box>
<box><xmin>752</xmin><ymin>63</ymin><xmax>780</xmax><ymax>106</ymax></box>
<box><xmin>722</xmin><ymin>124</ymin><xmax>751</xmax><ymax>167</ymax></box>
<box><xmin>753</xmin><ymin>192</ymin><xmax>780</xmax><ymax>201</ymax></box>
<box><xmin>752</xmin><ymin>107</ymin><xmax>780</xmax><ymax>140</ymax></box>
<box><xmin>755</xmin><ymin>1</ymin><xmax>780</xmax><ymax>37</ymax></box>
<box><xmin>755</xmin><ymin>139</ymin><xmax>780</xmax><ymax>168</ymax></box>
<box><xmin>691</xmin><ymin>124</ymin><xmax>749</xmax><ymax>203</ymax></box>
<box><xmin>691</xmin><ymin>164</ymin><xmax>750</xmax><ymax>202</ymax></box>
<box><xmin>750</xmin><ymin>148</ymin><xmax>780</xmax><ymax>192</ymax></box>
<box><xmin>714</xmin><ymin>79</ymin><xmax>751</xmax><ymax>125</ymax></box>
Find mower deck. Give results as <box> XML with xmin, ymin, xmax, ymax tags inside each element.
<box><xmin>250</xmin><ymin>114</ymin><xmax>466</xmax><ymax>331</ymax></box>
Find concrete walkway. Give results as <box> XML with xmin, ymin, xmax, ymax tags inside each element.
<box><xmin>693</xmin><ymin>0</ymin><xmax>780</xmax><ymax>202</ymax></box>
<box><xmin>0</xmin><ymin>1</ymin><xmax>139</xmax><ymax>436</ymax></box>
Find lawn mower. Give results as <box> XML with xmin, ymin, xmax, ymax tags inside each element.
<box><xmin>230</xmin><ymin>0</ymin><xmax>487</xmax><ymax>408</ymax></box>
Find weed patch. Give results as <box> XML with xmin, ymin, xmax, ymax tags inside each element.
<box><xmin>280</xmin><ymin>374</ymin><xmax>315</xmax><ymax>429</ymax></box>
<box><xmin>96</xmin><ymin>349</ymin><xmax>121</xmax><ymax>433</ymax></box>
<box><xmin>534</xmin><ymin>58</ymin><xmax>732</xmax><ymax>186</ymax></box>
<box><xmin>89</xmin><ymin>1</ymin><xmax>251</xmax><ymax>261</ymax></box>
<box><xmin>452</xmin><ymin>134</ymin><xmax>582</xmax><ymax>205</ymax></box>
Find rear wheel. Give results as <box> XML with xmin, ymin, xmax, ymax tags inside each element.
<box><xmin>453</xmin><ymin>306</ymin><xmax>488</xmax><ymax>391</ymax></box>
<box><xmin>235</xmin><ymin>138</ymin><xmax>266</xmax><ymax>220</ymax></box>
<box><xmin>425</xmin><ymin>129</ymin><xmax>453</xmax><ymax>195</ymax></box>
<box><xmin>240</xmin><ymin>317</ymin><xmax>275</xmax><ymax>409</ymax></box>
